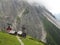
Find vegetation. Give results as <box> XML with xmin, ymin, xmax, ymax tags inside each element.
<box><xmin>23</xmin><ymin>8</ymin><xmax>29</xmax><ymax>15</ymax></box>
<box><xmin>16</xmin><ymin>16</ymin><xmax>21</xmax><ymax>24</ymax></box>
<box><xmin>21</xmin><ymin>36</ymin><xmax>45</xmax><ymax>45</ymax></box>
<box><xmin>0</xmin><ymin>32</ymin><xmax>20</xmax><ymax>45</ymax></box>
<box><xmin>40</xmin><ymin>15</ymin><xmax>60</xmax><ymax>45</ymax></box>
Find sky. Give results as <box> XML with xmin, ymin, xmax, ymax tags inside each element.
<box><xmin>27</xmin><ymin>0</ymin><xmax>60</xmax><ymax>20</ymax></box>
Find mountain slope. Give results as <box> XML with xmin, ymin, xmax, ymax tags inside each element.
<box><xmin>40</xmin><ymin>15</ymin><xmax>60</xmax><ymax>45</ymax></box>
<box><xmin>0</xmin><ymin>0</ymin><xmax>60</xmax><ymax>45</ymax></box>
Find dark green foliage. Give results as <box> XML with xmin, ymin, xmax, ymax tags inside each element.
<box><xmin>40</xmin><ymin>15</ymin><xmax>60</xmax><ymax>45</ymax></box>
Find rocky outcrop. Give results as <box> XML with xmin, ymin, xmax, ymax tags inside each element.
<box><xmin>0</xmin><ymin>0</ymin><xmax>60</xmax><ymax>44</ymax></box>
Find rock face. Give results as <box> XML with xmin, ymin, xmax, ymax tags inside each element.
<box><xmin>0</xmin><ymin>0</ymin><xmax>60</xmax><ymax>44</ymax></box>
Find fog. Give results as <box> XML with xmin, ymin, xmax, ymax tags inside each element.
<box><xmin>27</xmin><ymin>0</ymin><xmax>60</xmax><ymax>20</ymax></box>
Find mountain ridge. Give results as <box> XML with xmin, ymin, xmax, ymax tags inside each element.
<box><xmin>0</xmin><ymin>0</ymin><xmax>60</xmax><ymax>45</ymax></box>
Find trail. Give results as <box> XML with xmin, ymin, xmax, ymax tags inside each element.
<box><xmin>16</xmin><ymin>36</ymin><xmax>24</xmax><ymax>45</ymax></box>
<box><xmin>14</xmin><ymin>9</ymin><xmax>26</xmax><ymax>45</ymax></box>
<box><xmin>18</xmin><ymin>9</ymin><xmax>25</xmax><ymax>18</ymax></box>
<box><xmin>12</xmin><ymin>9</ymin><xmax>25</xmax><ymax>31</ymax></box>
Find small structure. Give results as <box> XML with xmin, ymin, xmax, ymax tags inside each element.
<box><xmin>17</xmin><ymin>31</ymin><xmax>23</xmax><ymax>36</ymax></box>
<box><xmin>22</xmin><ymin>25</ymin><xmax>26</xmax><ymax>33</ymax></box>
<box><xmin>22</xmin><ymin>32</ymin><xmax>26</xmax><ymax>38</ymax></box>
<box><xmin>6</xmin><ymin>24</ymin><xmax>27</xmax><ymax>37</ymax></box>
<box><xmin>21</xmin><ymin>25</ymin><xmax>26</xmax><ymax>38</ymax></box>
<box><xmin>6</xmin><ymin>26</ymin><xmax>12</xmax><ymax>32</ymax></box>
<box><xmin>17</xmin><ymin>25</ymin><xmax>26</xmax><ymax>37</ymax></box>
<box><xmin>6</xmin><ymin>25</ymin><xmax>17</xmax><ymax>35</ymax></box>
<box><xmin>9</xmin><ymin>30</ymin><xmax>16</xmax><ymax>34</ymax></box>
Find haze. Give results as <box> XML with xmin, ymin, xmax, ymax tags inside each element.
<box><xmin>27</xmin><ymin>0</ymin><xmax>60</xmax><ymax>20</ymax></box>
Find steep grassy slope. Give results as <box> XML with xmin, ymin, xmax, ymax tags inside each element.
<box><xmin>0</xmin><ymin>32</ymin><xmax>45</xmax><ymax>45</ymax></box>
<box><xmin>0</xmin><ymin>32</ymin><xmax>20</xmax><ymax>45</ymax></box>
<box><xmin>40</xmin><ymin>15</ymin><xmax>60</xmax><ymax>45</ymax></box>
<box><xmin>21</xmin><ymin>36</ymin><xmax>45</xmax><ymax>45</ymax></box>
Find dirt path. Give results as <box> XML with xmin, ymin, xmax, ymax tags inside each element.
<box><xmin>16</xmin><ymin>36</ymin><xmax>24</xmax><ymax>45</ymax></box>
<box><xmin>12</xmin><ymin>9</ymin><xmax>25</xmax><ymax>31</ymax></box>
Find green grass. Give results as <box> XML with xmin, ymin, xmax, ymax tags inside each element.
<box><xmin>0</xmin><ymin>32</ymin><xmax>20</xmax><ymax>45</ymax></box>
<box><xmin>21</xmin><ymin>36</ymin><xmax>45</xmax><ymax>45</ymax></box>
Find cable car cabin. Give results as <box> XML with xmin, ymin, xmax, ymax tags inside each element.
<box><xmin>6</xmin><ymin>26</ymin><xmax>12</xmax><ymax>32</ymax></box>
